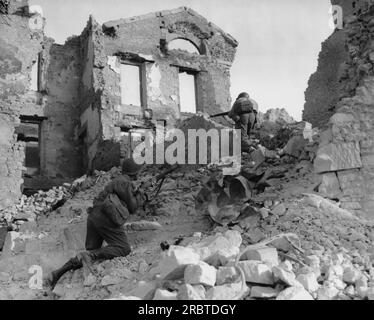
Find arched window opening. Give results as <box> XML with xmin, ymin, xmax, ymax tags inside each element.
<box><xmin>168</xmin><ymin>38</ymin><xmax>200</xmax><ymax>55</ymax></box>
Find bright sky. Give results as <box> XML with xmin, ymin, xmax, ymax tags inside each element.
<box><xmin>30</xmin><ymin>0</ymin><xmax>333</xmax><ymax>120</ymax></box>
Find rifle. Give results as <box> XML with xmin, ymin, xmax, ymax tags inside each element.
<box><xmin>209</xmin><ymin>111</ymin><xmax>230</xmax><ymax>119</ymax></box>
<box><xmin>137</xmin><ymin>164</ymin><xmax>180</xmax><ymax>204</ymax></box>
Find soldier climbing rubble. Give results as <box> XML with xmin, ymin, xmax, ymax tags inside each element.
<box><xmin>225</xmin><ymin>92</ymin><xmax>280</xmax><ymax>164</ymax></box>
<box><xmin>45</xmin><ymin>157</ymin><xmax>146</xmax><ymax>290</ymax></box>
<box><xmin>228</xmin><ymin>92</ymin><xmax>259</xmax><ymax>153</ymax></box>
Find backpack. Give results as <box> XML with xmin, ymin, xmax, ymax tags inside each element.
<box><xmin>102</xmin><ymin>193</ymin><xmax>130</xmax><ymax>226</ymax></box>
<box><xmin>235</xmin><ymin>98</ymin><xmax>254</xmax><ymax>115</ymax></box>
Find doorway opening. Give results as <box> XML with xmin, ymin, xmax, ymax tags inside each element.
<box><xmin>16</xmin><ymin>116</ymin><xmax>43</xmax><ymax>177</ymax></box>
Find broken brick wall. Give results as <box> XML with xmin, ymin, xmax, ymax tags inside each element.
<box><xmin>87</xmin><ymin>7</ymin><xmax>237</xmax><ymax>170</ymax></box>
<box><xmin>314</xmin><ymin>5</ymin><xmax>374</xmax><ymax>218</ymax></box>
<box><xmin>18</xmin><ymin>35</ymin><xmax>84</xmax><ymax>190</ymax></box>
<box><xmin>0</xmin><ymin>1</ymin><xmax>45</xmax><ymax>208</ymax></box>
<box><xmin>303</xmin><ymin>30</ymin><xmax>349</xmax><ymax>127</ymax></box>
<box><xmin>1</xmin><ymin>0</ymin><xmax>85</xmax><ymax>208</ymax></box>
<box><xmin>302</xmin><ymin>0</ymin><xmax>374</xmax><ymax>128</ymax></box>
<box><xmin>78</xmin><ymin>16</ymin><xmax>123</xmax><ymax>172</ymax></box>
<box><xmin>79</xmin><ymin>17</ymin><xmax>104</xmax><ymax>172</ymax></box>
<box><xmin>39</xmin><ymin>37</ymin><xmax>83</xmax><ymax>181</ymax></box>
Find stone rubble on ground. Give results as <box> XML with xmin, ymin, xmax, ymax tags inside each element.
<box><xmin>1</xmin><ymin>110</ymin><xmax>374</xmax><ymax>301</ymax></box>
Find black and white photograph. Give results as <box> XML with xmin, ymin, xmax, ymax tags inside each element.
<box><xmin>0</xmin><ymin>0</ymin><xmax>374</xmax><ymax>306</ymax></box>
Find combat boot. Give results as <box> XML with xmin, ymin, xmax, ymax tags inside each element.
<box><xmin>45</xmin><ymin>256</ymin><xmax>82</xmax><ymax>290</ymax></box>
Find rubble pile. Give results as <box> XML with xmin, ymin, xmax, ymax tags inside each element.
<box><xmin>0</xmin><ymin>186</ymin><xmax>72</xmax><ymax>226</ymax></box>
<box><xmin>255</xmin><ymin>108</ymin><xmax>296</xmax><ymax>149</ymax></box>
<box><xmin>147</xmin><ymin>230</ymin><xmax>374</xmax><ymax>301</ymax></box>
<box><xmin>0</xmin><ymin>168</ymin><xmax>122</xmax><ymax>228</ymax></box>
<box><xmin>255</xmin><ymin>121</ymin><xmax>318</xmax><ymax>158</ymax></box>
<box><xmin>49</xmin><ymin>138</ymin><xmax>374</xmax><ymax>300</ymax></box>
<box><xmin>70</xmin><ymin>225</ymin><xmax>374</xmax><ymax>301</ymax></box>
<box><xmin>1</xmin><ymin>109</ymin><xmax>374</xmax><ymax>301</ymax></box>
<box><xmin>258</xmin><ymin>108</ymin><xmax>296</xmax><ymax>125</ymax></box>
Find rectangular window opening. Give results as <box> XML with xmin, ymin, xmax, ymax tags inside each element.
<box><xmin>178</xmin><ymin>70</ymin><xmax>197</xmax><ymax>114</ymax></box>
<box><xmin>16</xmin><ymin>118</ymin><xmax>42</xmax><ymax>177</ymax></box>
<box><xmin>120</xmin><ymin>63</ymin><xmax>142</xmax><ymax>107</ymax></box>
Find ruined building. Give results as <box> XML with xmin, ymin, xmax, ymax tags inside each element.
<box><xmin>303</xmin><ymin>0</ymin><xmax>374</xmax><ymax>127</ymax></box>
<box><xmin>2</xmin><ymin>0</ymin><xmax>374</xmax><ymax>219</ymax></box>
<box><xmin>0</xmin><ymin>0</ymin><xmax>238</xmax><ymax>209</ymax></box>
<box><xmin>305</xmin><ymin>0</ymin><xmax>374</xmax><ymax>218</ymax></box>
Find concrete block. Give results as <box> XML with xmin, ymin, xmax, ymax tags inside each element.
<box><xmin>184</xmin><ymin>261</ymin><xmax>217</xmax><ymax>287</ymax></box>
<box><xmin>296</xmin><ymin>273</ymin><xmax>319</xmax><ymax>292</ymax></box>
<box><xmin>153</xmin><ymin>289</ymin><xmax>178</xmax><ymax>300</ymax></box>
<box><xmin>318</xmin><ymin>172</ymin><xmax>341</xmax><ymax>198</ymax></box>
<box><xmin>188</xmin><ymin>231</ymin><xmax>241</xmax><ymax>267</ymax></box>
<box><xmin>314</xmin><ymin>142</ymin><xmax>362</xmax><ymax>173</ymax></box>
<box><xmin>316</xmin><ymin>282</ymin><xmax>340</xmax><ymax>300</ymax></box>
<box><xmin>216</xmin><ymin>266</ymin><xmax>240</xmax><ymax>285</ymax></box>
<box><xmin>241</xmin><ymin>246</ymin><xmax>279</xmax><ymax>266</ymax></box>
<box><xmin>177</xmin><ymin>284</ymin><xmax>205</xmax><ymax>300</ymax></box>
<box><xmin>343</xmin><ymin>266</ymin><xmax>361</xmax><ymax>284</ymax></box>
<box><xmin>206</xmin><ymin>281</ymin><xmax>249</xmax><ymax>300</ymax></box>
<box><xmin>238</xmin><ymin>261</ymin><xmax>274</xmax><ymax>285</ymax></box>
<box><xmin>276</xmin><ymin>286</ymin><xmax>314</xmax><ymax>300</ymax></box>
<box><xmin>158</xmin><ymin>246</ymin><xmax>200</xmax><ymax>279</ymax></box>
<box><xmin>130</xmin><ymin>280</ymin><xmax>157</xmax><ymax>299</ymax></box>
<box><xmin>250</xmin><ymin>286</ymin><xmax>279</xmax><ymax>298</ymax></box>
<box><xmin>272</xmin><ymin>266</ymin><xmax>302</xmax><ymax>287</ymax></box>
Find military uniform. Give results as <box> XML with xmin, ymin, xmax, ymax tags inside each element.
<box><xmin>85</xmin><ymin>174</ymin><xmax>140</xmax><ymax>260</ymax></box>
<box><xmin>46</xmin><ymin>159</ymin><xmax>144</xmax><ymax>290</ymax></box>
<box><xmin>228</xmin><ymin>96</ymin><xmax>258</xmax><ymax>152</ymax></box>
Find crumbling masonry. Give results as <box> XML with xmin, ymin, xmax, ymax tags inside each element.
<box><xmin>304</xmin><ymin>0</ymin><xmax>374</xmax><ymax>218</ymax></box>
<box><xmin>0</xmin><ymin>1</ymin><xmax>238</xmax><ymax>208</ymax></box>
<box><xmin>2</xmin><ymin>0</ymin><xmax>374</xmax><ymax>219</ymax></box>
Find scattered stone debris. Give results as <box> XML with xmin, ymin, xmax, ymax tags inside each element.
<box><xmin>1</xmin><ymin>102</ymin><xmax>374</xmax><ymax>301</ymax></box>
<box><xmin>0</xmin><ymin>168</ymin><xmax>120</xmax><ymax>228</ymax></box>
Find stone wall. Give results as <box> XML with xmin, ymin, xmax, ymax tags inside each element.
<box><xmin>0</xmin><ymin>1</ymin><xmax>45</xmax><ymax>208</ymax></box>
<box><xmin>314</xmin><ymin>5</ymin><xmax>374</xmax><ymax>218</ymax></box>
<box><xmin>1</xmin><ymin>4</ymin><xmax>238</xmax><ymax>202</ymax></box>
<box><xmin>0</xmin><ymin>0</ymin><xmax>86</xmax><ymax>206</ymax></box>
<box><xmin>303</xmin><ymin>30</ymin><xmax>348</xmax><ymax>127</ymax></box>
<box><xmin>40</xmin><ymin>38</ymin><xmax>83</xmax><ymax>179</ymax></box>
<box><xmin>88</xmin><ymin>7</ymin><xmax>238</xmax><ymax>170</ymax></box>
<box><xmin>100</xmin><ymin>7</ymin><xmax>237</xmax><ymax>129</ymax></box>
<box><xmin>333</xmin><ymin>0</ymin><xmax>374</xmax><ymax>17</ymax></box>
<box><xmin>303</xmin><ymin>0</ymin><xmax>374</xmax><ymax>128</ymax></box>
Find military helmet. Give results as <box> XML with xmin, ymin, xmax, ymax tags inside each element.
<box><xmin>237</xmin><ymin>92</ymin><xmax>249</xmax><ymax>99</ymax></box>
<box><xmin>122</xmin><ymin>157</ymin><xmax>143</xmax><ymax>176</ymax></box>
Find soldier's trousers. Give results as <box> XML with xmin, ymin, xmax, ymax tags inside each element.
<box><xmin>235</xmin><ymin>112</ymin><xmax>256</xmax><ymax>152</ymax></box>
<box><xmin>85</xmin><ymin>205</ymin><xmax>131</xmax><ymax>261</ymax></box>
